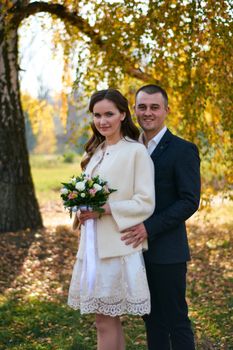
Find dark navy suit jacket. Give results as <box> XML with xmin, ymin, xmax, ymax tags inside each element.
<box><xmin>144</xmin><ymin>129</ymin><xmax>201</xmax><ymax>264</ymax></box>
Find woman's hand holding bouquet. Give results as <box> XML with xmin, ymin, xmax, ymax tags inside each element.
<box><xmin>61</xmin><ymin>173</ymin><xmax>116</xmax><ymax>293</ymax></box>
<box><xmin>60</xmin><ymin>173</ymin><xmax>116</xmax><ymax>219</ymax></box>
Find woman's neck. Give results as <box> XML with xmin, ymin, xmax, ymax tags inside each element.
<box><xmin>105</xmin><ymin>134</ymin><xmax>123</xmax><ymax>146</ymax></box>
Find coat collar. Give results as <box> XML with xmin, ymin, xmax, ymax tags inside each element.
<box><xmin>85</xmin><ymin>137</ymin><xmax>136</xmax><ymax>175</ymax></box>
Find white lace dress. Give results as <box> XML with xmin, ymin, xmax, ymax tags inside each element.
<box><xmin>67</xmin><ymin>231</ymin><xmax>150</xmax><ymax>316</ymax></box>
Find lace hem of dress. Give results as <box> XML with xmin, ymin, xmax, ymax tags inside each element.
<box><xmin>68</xmin><ymin>295</ymin><xmax>150</xmax><ymax>316</ymax></box>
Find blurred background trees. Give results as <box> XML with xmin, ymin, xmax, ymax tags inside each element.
<box><xmin>0</xmin><ymin>0</ymin><xmax>232</xmax><ymax>231</ymax></box>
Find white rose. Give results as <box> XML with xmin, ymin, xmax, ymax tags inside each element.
<box><xmin>75</xmin><ymin>181</ymin><xmax>86</xmax><ymax>191</ymax></box>
<box><xmin>93</xmin><ymin>183</ymin><xmax>102</xmax><ymax>191</ymax></box>
<box><xmin>60</xmin><ymin>188</ymin><xmax>69</xmax><ymax>194</ymax></box>
<box><xmin>80</xmin><ymin>193</ymin><xmax>85</xmax><ymax>198</ymax></box>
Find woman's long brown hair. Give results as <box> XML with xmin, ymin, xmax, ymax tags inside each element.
<box><xmin>81</xmin><ymin>88</ymin><xmax>139</xmax><ymax>170</ymax></box>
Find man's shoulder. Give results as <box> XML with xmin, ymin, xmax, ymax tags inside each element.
<box><xmin>169</xmin><ymin>131</ymin><xmax>198</xmax><ymax>151</ymax></box>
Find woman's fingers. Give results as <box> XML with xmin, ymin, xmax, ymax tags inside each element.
<box><xmin>79</xmin><ymin>211</ymin><xmax>99</xmax><ymax>222</ymax></box>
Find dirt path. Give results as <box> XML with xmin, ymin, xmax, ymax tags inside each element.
<box><xmin>40</xmin><ymin>200</ymin><xmax>73</xmax><ymax>228</ymax></box>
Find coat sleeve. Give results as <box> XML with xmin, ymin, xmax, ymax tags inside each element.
<box><xmin>144</xmin><ymin>143</ymin><xmax>201</xmax><ymax>240</ymax></box>
<box><xmin>109</xmin><ymin>146</ymin><xmax>155</xmax><ymax>231</ymax></box>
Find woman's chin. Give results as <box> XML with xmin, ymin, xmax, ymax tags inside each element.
<box><xmin>99</xmin><ymin>130</ymin><xmax>112</xmax><ymax>137</ymax></box>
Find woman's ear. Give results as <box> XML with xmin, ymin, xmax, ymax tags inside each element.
<box><xmin>121</xmin><ymin>112</ymin><xmax>126</xmax><ymax>121</ymax></box>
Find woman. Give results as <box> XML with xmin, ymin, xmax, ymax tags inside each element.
<box><xmin>68</xmin><ymin>88</ymin><xmax>155</xmax><ymax>350</ymax></box>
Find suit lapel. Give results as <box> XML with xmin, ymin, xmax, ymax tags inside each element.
<box><xmin>150</xmin><ymin>129</ymin><xmax>173</xmax><ymax>161</ymax></box>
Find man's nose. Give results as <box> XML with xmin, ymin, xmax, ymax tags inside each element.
<box><xmin>143</xmin><ymin>107</ymin><xmax>152</xmax><ymax>115</ymax></box>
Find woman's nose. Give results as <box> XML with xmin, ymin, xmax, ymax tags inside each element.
<box><xmin>100</xmin><ymin>117</ymin><xmax>107</xmax><ymax>125</ymax></box>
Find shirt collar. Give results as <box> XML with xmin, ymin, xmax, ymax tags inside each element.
<box><xmin>149</xmin><ymin>126</ymin><xmax>167</xmax><ymax>146</ymax></box>
<box><xmin>139</xmin><ymin>126</ymin><xmax>167</xmax><ymax>146</ymax></box>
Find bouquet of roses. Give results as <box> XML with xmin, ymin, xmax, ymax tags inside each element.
<box><xmin>60</xmin><ymin>173</ymin><xmax>116</xmax><ymax>217</ymax></box>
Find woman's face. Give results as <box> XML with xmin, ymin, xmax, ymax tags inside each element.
<box><xmin>92</xmin><ymin>99</ymin><xmax>125</xmax><ymax>143</ymax></box>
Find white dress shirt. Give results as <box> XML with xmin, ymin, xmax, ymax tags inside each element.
<box><xmin>140</xmin><ymin>126</ymin><xmax>167</xmax><ymax>155</ymax></box>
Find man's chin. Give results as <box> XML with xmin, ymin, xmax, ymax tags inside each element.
<box><xmin>142</xmin><ymin>126</ymin><xmax>156</xmax><ymax>132</ymax></box>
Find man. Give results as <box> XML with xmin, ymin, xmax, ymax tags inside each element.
<box><xmin>121</xmin><ymin>84</ymin><xmax>201</xmax><ymax>350</ymax></box>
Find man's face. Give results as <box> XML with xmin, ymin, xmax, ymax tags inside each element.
<box><xmin>135</xmin><ymin>91</ymin><xmax>169</xmax><ymax>137</ymax></box>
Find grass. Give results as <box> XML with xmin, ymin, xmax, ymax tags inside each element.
<box><xmin>0</xmin><ymin>154</ymin><xmax>232</xmax><ymax>349</ymax></box>
<box><xmin>0</xmin><ymin>296</ymin><xmax>95</xmax><ymax>350</ymax></box>
<box><xmin>30</xmin><ymin>154</ymin><xmax>81</xmax><ymax>203</ymax></box>
<box><xmin>0</xmin><ymin>294</ymin><xmax>148</xmax><ymax>350</ymax></box>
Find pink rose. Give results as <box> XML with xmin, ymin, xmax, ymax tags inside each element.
<box><xmin>68</xmin><ymin>192</ymin><xmax>78</xmax><ymax>199</ymax></box>
<box><xmin>89</xmin><ymin>188</ymin><xmax>97</xmax><ymax>196</ymax></box>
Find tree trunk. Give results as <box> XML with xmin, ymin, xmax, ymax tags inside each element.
<box><xmin>0</xmin><ymin>0</ymin><xmax>153</xmax><ymax>233</ymax></box>
<box><xmin>0</xmin><ymin>22</ymin><xmax>43</xmax><ymax>232</ymax></box>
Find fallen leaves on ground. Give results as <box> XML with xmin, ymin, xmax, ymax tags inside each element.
<box><xmin>0</xmin><ymin>201</ymin><xmax>232</xmax><ymax>350</ymax></box>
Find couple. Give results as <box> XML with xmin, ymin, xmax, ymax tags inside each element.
<box><xmin>68</xmin><ymin>85</ymin><xmax>201</xmax><ymax>350</ymax></box>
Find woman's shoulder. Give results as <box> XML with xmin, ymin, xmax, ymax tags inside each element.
<box><xmin>121</xmin><ymin>137</ymin><xmax>145</xmax><ymax>151</ymax></box>
<box><xmin>123</xmin><ymin>138</ymin><xmax>150</xmax><ymax>157</ymax></box>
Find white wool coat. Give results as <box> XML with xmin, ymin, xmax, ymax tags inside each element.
<box><xmin>74</xmin><ymin>138</ymin><xmax>155</xmax><ymax>259</ymax></box>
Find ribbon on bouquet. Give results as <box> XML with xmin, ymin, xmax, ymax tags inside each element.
<box><xmin>79</xmin><ymin>206</ymin><xmax>96</xmax><ymax>295</ymax></box>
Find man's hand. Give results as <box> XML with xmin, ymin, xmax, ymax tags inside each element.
<box><xmin>121</xmin><ymin>223</ymin><xmax>148</xmax><ymax>248</ymax></box>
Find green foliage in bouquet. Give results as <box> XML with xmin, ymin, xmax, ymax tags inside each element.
<box><xmin>60</xmin><ymin>173</ymin><xmax>117</xmax><ymax>217</ymax></box>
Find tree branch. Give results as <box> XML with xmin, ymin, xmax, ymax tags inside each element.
<box><xmin>11</xmin><ymin>1</ymin><xmax>156</xmax><ymax>83</ymax></box>
<box><xmin>11</xmin><ymin>2</ymin><xmax>102</xmax><ymax>44</ymax></box>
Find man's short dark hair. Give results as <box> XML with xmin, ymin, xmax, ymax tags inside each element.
<box><xmin>135</xmin><ymin>84</ymin><xmax>168</xmax><ymax>107</ymax></box>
